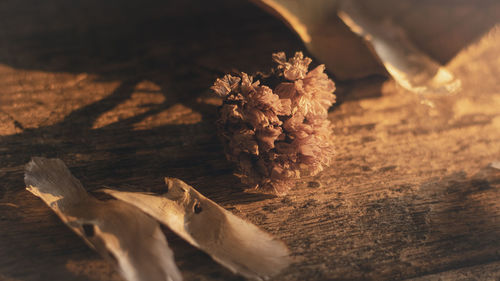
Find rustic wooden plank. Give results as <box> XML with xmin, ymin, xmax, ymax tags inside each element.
<box><xmin>406</xmin><ymin>260</ymin><xmax>500</xmax><ymax>281</ymax></box>
<box><xmin>1</xmin><ymin>1</ymin><xmax>500</xmax><ymax>281</ymax></box>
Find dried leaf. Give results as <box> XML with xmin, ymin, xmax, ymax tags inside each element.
<box><xmin>24</xmin><ymin>157</ymin><xmax>182</xmax><ymax>281</ymax></box>
<box><xmin>101</xmin><ymin>177</ymin><xmax>291</xmax><ymax>281</ymax></box>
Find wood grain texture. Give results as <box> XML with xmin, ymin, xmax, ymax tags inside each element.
<box><xmin>1</xmin><ymin>1</ymin><xmax>499</xmax><ymax>281</ymax></box>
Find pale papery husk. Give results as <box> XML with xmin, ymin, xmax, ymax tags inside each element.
<box><xmin>212</xmin><ymin>52</ymin><xmax>336</xmax><ymax>195</ymax></box>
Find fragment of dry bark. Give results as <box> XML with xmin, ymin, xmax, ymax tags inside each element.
<box><xmin>24</xmin><ymin>157</ymin><xmax>182</xmax><ymax>281</ymax></box>
<box><xmin>102</xmin><ymin>177</ymin><xmax>291</xmax><ymax>281</ymax></box>
<box><xmin>212</xmin><ymin>51</ymin><xmax>336</xmax><ymax>194</ymax></box>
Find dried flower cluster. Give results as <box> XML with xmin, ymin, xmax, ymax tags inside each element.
<box><xmin>212</xmin><ymin>52</ymin><xmax>336</xmax><ymax>195</ymax></box>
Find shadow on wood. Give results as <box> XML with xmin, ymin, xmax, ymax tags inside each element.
<box><xmin>0</xmin><ymin>0</ymin><xmax>499</xmax><ymax>281</ymax></box>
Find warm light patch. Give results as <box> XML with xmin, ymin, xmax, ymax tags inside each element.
<box><xmin>92</xmin><ymin>81</ymin><xmax>165</xmax><ymax>129</ymax></box>
<box><xmin>453</xmin><ymin>95</ymin><xmax>500</xmax><ymax>118</ymax></box>
<box><xmin>0</xmin><ymin>65</ymin><xmax>119</xmax><ymax>136</ymax></box>
<box><xmin>133</xmin><ymin>103</ymin><xmax>202</xmax><ymax>130</ymax></box>
<box><xmin>0</xmin><ymin>111</ymin><xmax>20</xmax><ymax>135</ymax></box>
<box><xmin>492</xmin><ymin>116</ymin><xmax>500</xmax><ymax>129</ymax></box>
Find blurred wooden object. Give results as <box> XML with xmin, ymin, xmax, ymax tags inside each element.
<box><xmin>0</xmin><ymin>1</ymin><xmax>499</xmax><ymax>280</ymax></box>
<box><xmin>254</xmin><ymin>0</ymin><xmax>500</xmax><ymax>81</ymax></box>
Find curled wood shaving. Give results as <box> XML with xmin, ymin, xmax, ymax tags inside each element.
<box><xmin>102</xmin><ymin>177</ymin><xmax>291</xmax><ymax>281</ymax></box>
<box><xmin>24</xmin><ymin>157</ymin><xmax>182</xmax><ymax>281</ymax></box>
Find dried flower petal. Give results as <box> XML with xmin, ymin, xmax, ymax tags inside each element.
<box><xmin>272</xmin><ymin>52</ymin><xmax>312</xmax><ymax>81</ymax></box>
<box><xmin>211</xmin><ymin>74</ymin><xmax>241</xmax><ymax>97</ymax></box>
<box><xmin>214</xmin><ymin>52</ymin><xmax>336</xmax><ymax>195</ymax></box>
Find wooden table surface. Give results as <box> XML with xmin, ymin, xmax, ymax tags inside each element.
<box><xmin>1</xmin><ymin>1</ymin><xmax>500</xmax><ymax>280</ymax></box>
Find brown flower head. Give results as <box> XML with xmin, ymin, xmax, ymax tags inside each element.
<box><xmin>212</xmin><ymin>52</ymin><xmax>336</xmax><ymax>195</ymax></box>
